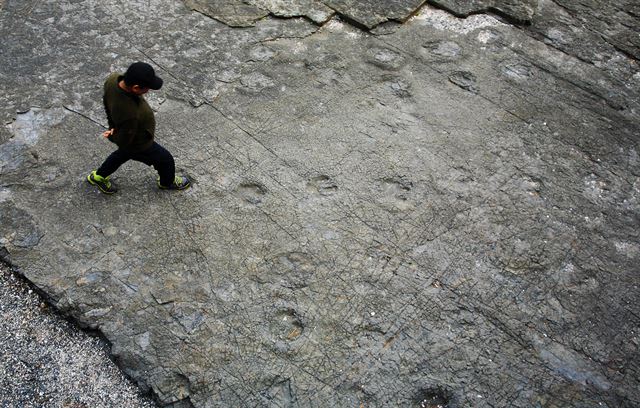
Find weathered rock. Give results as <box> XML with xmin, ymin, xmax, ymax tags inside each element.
<box><xmin>428</xmin><ymin>0</ymin><xmax>538</xmax><ymax>22</ymax></box>
<box><xmin>184</xmin><ymin>0</ymin><xmax>269</xmax><ymax>27</ymax></box>
<box><xmin>321</xmin><ymin>0</ymin><xmax>425</xmax><ymax>28</ymax></box>
<box><xmin>182</xmin><ymin>0</ymin><xmax>542</xmax><ymax>30</ymax></box>
<box><xmin>547</xmin><ymin>0</ymin><xmax>640</xmax><ymax>60</ymax></box>
<box><xmin>1</xmin><ymin>1</ymin><xmax>639</xmax><ymax>407</ymax></box>
<box><xmin>0</xmin><ymin>201</ymin><xmax>41</xmax><ymax>252</ymax></box>
<box><xmin>248</xmin><ymin>0</ymin><xmax>335</xmax><ymax>24</ymax></box>
<box><xmin>523</xmin><ymin>0</ymin><xmax>640</xmax><ymax>79</ymax></box>
<box><xmin>448</xmin><ymin>70</ymin><xmax>478</xmax><ymax>93</ymax></box>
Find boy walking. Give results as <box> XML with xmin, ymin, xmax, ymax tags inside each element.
<box><xmin>87</xmin><ymin>62</ymin><xmax>190</xmax><ymax>194</ymax></box>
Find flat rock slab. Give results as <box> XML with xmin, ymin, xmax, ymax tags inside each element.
<box><xmin>429</xmin><ymin>0</ymin><xmax>538</xmax><ymax>21</ymax></box>
<box><xmin>184</xmin><ymin>0</ymin><xmax>270</xmax><ymax>27</ymax></box>
<box><xmin>185</xmin><ymin>0</ymin><xmax>428</xmax><ymax>28</ymax></box>
<box><xmin>183</xmin><ymin>0</ymin><xmax>542</xmax><ymax>30</ymax></box>
<box><xmin>248</xmin><ymin>0</ymin><xmax>335</xmax><ymax>24</ymax></box>
<box><xmin>529</xmin><ymin>0</ymin><xmax>640</xmax><ymax>62</ymax></box>
<box><xmin>1</xmin><ymin>1</ymin><xmax>639</xmax><ymax>407</ymax></box>
<box><xmin>321</xmin><ymin>0</ymin><xmax>426</xmax><ymax>28</ymax></box>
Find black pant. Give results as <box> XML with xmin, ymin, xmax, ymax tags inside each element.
<box><xmin>96</xmin><ymin>142</ymin><xmax>175</xmax><ymax>187</ymax></box>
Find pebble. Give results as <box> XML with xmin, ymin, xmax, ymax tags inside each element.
<box><xmin>0</xmin><ymin>262</ymin><xmax>156</xmax><ymax>407</ymax></box>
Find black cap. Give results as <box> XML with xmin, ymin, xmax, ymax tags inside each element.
<box><xmin>123</xmin><ymin>62</ymin><xmax>163</xmax><ymax>90</ymax></box>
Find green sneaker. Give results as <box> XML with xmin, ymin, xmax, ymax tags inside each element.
<box><xmin>87</xmin><ymin>170</ymin><xmax>117</xmax><ymax>194</ymax></box>
<box><xmin>158</xmin><ymin>175</ymin><xmax>191</xmax><ymax>190</ymax></box>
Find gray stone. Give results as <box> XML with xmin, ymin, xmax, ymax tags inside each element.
<box><xmin>448</xmin><ymin>70</ymin><xmax>478</xmax><ymax>93</ymax></box>
<box><xmin>247</xmin><ymin>0</ymin><xmax>335</xmax><ymax>24</ymax></box>
<box><xmin>425</xmin><ymin>40</ymin><xmax>462</xmax><ymax>58</ymax></box>
<box><xmin>183</xmin><ymin>0</ymin><xmax>269</xmax><ymax>27</ymax></box>
<box><xmin>321</xmin><ymin>0</ymin><xmax>425</xmax><ymax>28</ymax></box>
<box><xmin>429</xmin><ymin>0</ymin><xmax>538</xmax><ymax>22</ymax></box>
<box><xmin>523</xmin><ymin>0</ymin><xmax>640</xmax><ymax>69</ymax></box>
<box><xmin>0</xmin><ymin>202</ymin><xmax>41</xmax><ymax>252</ymax></box>
<box><xmin>1</xmin><ymin>1</ymin><xmax>639</xmax><ymax>407</ymax></box>
<box><xmin>545</xmin><ymin>0</ymin><xmax>640</xmax><ymax>60</ymax></box>
<box><xmin>179</xmin><ymin>0</ymin><xmax>545</xmax><ymax>29</ymax></box>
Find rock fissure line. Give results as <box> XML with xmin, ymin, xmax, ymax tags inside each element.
<box><xmin>62</xmin><ymin>105</ymin><xmax>107</xmax><ymax>129</ymax></box>
<box><xmin>184</xmin><ymin>0</ymin><xmax>536</xmax><ymax>31</ymax></box>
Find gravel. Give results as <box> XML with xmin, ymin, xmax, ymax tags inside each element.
<box><xmin>0</xmin><ymin>262</ymin><xmax>157</xmax><ymax>408</ymax></box>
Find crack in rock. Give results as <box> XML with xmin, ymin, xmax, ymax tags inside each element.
<box><xmin>248</xmin><ymin>0</ymin><xmax>335</xmax><ymax>24</ymax></box>
<box><xmin>182</xmin><ymin>0</ymin><xmax>541</xmax><ymax>30</ymax></box>
<box><xmin>428</xmin><ymin>0</ymin><xmax>538</xmax><ymax>24</ymax></box>
<box><xmin>183</xmin><ymin>0</ymin><xmax>270</xmax><ymax>27</ymax></box>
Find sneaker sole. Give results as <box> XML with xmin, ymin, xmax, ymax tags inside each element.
<box><xmin>87</xmin><ymin>174</ymin><xmax>116</xmax><ymax>194</ymax></box>
<box><xmin>158</xmin><ymin>183</ymin><xmax>191</xmax><ymax>191</ymax></box>
<box><xmin>157</xmin><ymin>180</ymin><xmax>191</xmax><ymax>190</ymax></box>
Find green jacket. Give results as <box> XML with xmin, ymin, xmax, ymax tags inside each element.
<box><xmin>103</xmin><ymin>72</ymin><xmax>155</xmax><ymax>152</ymax></box>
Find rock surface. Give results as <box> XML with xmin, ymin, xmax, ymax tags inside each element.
<box><xmin>429</xmin><ymin>0</ymin><xmax>538</xmax><ymax>22</ymax></box>
<box><xmin>181</xmin><ymin>0</ymin><xmax>542</xmax><ymax>29</ymax></box>
<box><xmin>0</xmin><ymin>262</ymin><xmax>156</xmax><ymax>407</ymax></box>
<box><xmin>248</xmin><ymin>0</ymin><xmax>335</xmax><ymax>24</ymax></box>
<box><xmin>184</xmin><ymin>0</ymin><xmax>269</xmax><ymax>27</ymax></box>
<box><xmin>1</xmin><ymin>0</ymin><xmax>639</xmax><ymax>407</ymax></box>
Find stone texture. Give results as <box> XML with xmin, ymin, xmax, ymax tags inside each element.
<box><xmin>527</xmin><ymin>0</ymin><xmax>640</xmax><ymax>62</ymax></box>
<box><xmin>0</xmin><ymin>263</ymin><xmax>157</xmax><ymax>408</ymax></box>
<box><xmin>553</xmin><ymin>0</ymin><xmax>639</xmax><ymax>60</ymax></box>
<box><xmin>182</xmin><ymin>0</ymin><xmax>542</xmax><ymax>30</ymax></box>
<box><xmin>429</xmin><ymin>0</ymin><xmax>538</xmax><ymax>22</ymax></box>
<box><xmin>184</xmin><ymin>0</ymin><xmax>269</xmax><ymax>27</ymax></box>
<box><xmin>1</xmin><ymin>1</ymin><xmax>639</xmax><ymax>407</ymax></box>
<box><xmin>247</xmin><ymin>0</ymin><xmax>335</xmax><ymax>24</ymax></box>
<box><xmin>321</xmin><ymin>0</ymin><xmax>426</xmax><ymax>28</ymax></box>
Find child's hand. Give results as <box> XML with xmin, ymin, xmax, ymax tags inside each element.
<box><xmin>102</xmin><ymin>129</ymin><xmax>114</xmax><ymax>138</ymax></box>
